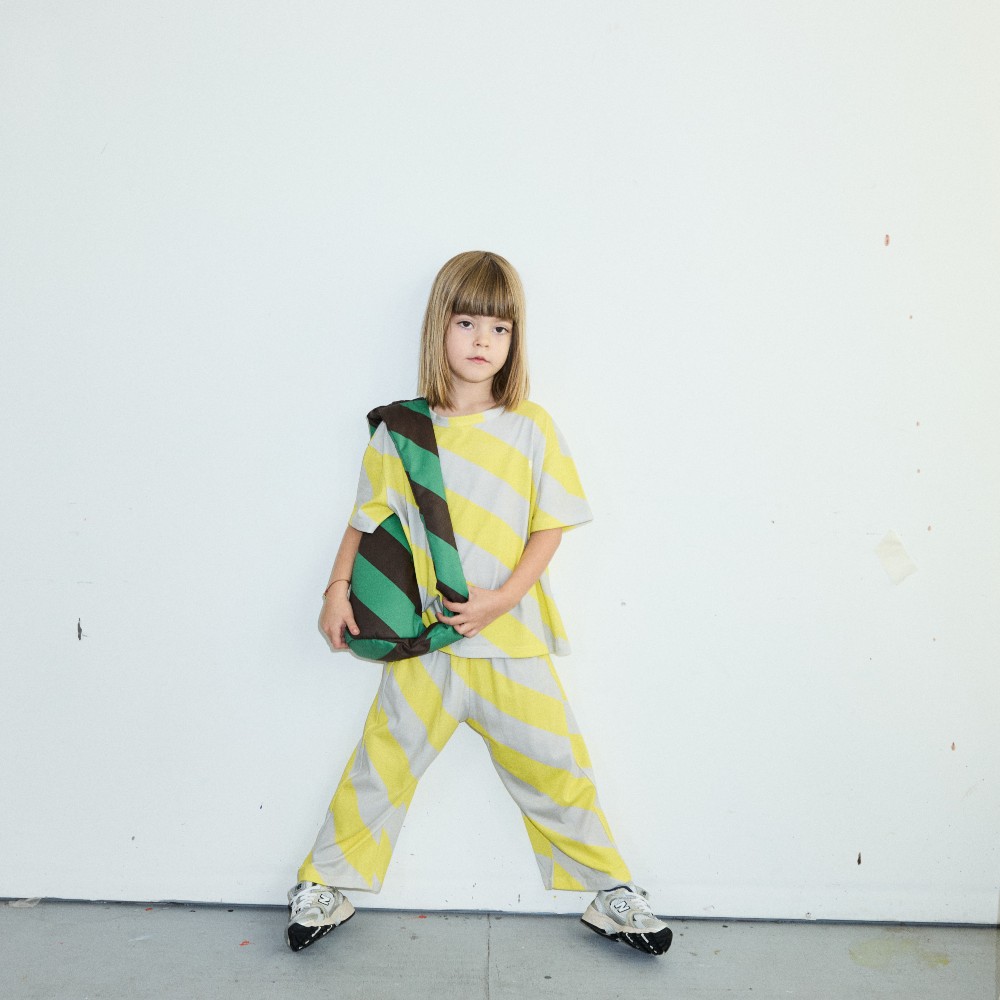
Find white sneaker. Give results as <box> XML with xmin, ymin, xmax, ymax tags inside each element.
<box><xmin>285</xmin><ymin>880</ymin><xmax>355</xmax><ymax>952</ymax></box>
<box><xmin>581</xmin><ymin>883</ymin><xmax>673</xmax><ymax>955</ymax></box>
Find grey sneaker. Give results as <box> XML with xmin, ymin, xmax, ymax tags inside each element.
<box><xmin>581</xmin><ymin>883</ymin><xmax>673</xmax><ymax>955</ymax></box>
<box><xmin>285</xmin><ymin>880</ymin><xmax>355</xmax><ymax>952</ymax></box>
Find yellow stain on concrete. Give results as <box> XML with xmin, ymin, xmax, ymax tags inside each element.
<box><xmin>849</xmin><ymin>935</ymin><xmax>950</xmax><ymax>970</ymax></box>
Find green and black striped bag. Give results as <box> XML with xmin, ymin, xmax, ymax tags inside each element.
<box><xmin>346</xmin><ymin>398</ymin><xmax>468</xmax><ymax>663</ymax></box>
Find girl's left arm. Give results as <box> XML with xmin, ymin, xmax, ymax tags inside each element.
<box><xmin>436</xmin><ymin>526</ymin><xmax>562</xmax><ymax>639</ymax></box>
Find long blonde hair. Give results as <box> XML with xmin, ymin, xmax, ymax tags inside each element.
<box><xmin>418</xmin><ymin>251</ymin><xmax>529</xmax><ymax>410</ymax></box>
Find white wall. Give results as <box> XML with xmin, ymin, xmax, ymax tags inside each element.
<box><xmin>1</xmin><ymin>0</ymin><xmax>998</xmax><ymax>923</ymax></box>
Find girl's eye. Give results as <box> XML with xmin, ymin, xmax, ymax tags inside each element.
<box><xmin>495</xmin><ymin>326</ymin><xmax>509</xmax><ymax>335</ymax></box>
<box><xmin>457</xmin><ymin>320</ymin><xmax>473</xmax><ymax>329</ymax></box>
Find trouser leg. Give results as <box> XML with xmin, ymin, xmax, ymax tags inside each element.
<box><xmin>298</xmin><ymin>653</ymin><xmax>460</xmax><ymax>891</ymax></box>
<box><xmin>452</xmin><ymin>655</ymin><xmax>633</xmax><ymax>891</ymax></box>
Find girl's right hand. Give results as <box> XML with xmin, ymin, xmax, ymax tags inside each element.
<box><xmin>320</xmin><ymin>590</ymin><xmax>360</xmax><ymax>649</ymax></box>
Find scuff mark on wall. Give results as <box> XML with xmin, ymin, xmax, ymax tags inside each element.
<box><xmin>875</xmin><ymin>531</ymin><xmax>918</xmax><ymax>584</ymax></box>
<box><xmin>961</xmin><ymin>780</ymin><xmax>984</xmax><ymax>801</ymax></box>
<box><xmin>77</xmin><ymin>618</ymin><xmax>83</xmax><ymax>640</ymax></box>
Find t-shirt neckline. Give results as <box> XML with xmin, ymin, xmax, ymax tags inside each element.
<box><xmin>430</xmin><ymin>405</ymin><xmax>505</xmax><ymax>427</ymax></box>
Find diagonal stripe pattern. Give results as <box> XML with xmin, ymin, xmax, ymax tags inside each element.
<box><xmin>298</xmin><ymin>651</ymin><xmax>632</xmax><ymax>893</ymax></box>
<box><xmin>349</xmin><ymin>400</ymin><xmax>592</xmax><ymax>659</ymax></box>
<box><xmin>347</xmin><ymin>399</ymin><xmax>469</xmax><ymax>662</ymax></box>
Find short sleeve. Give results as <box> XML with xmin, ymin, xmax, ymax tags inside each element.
<box><xmin>349</xmin><ymin>424</ymin><xmax>395</xmax><ymax>532</ymax></box>
<box><xmin>529</xmin><ymin>411</ymin><xmax>593</xmax><ymax>533</ymax></box>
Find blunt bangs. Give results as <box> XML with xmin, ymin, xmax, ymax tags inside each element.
<box><xmin>450</xmin><ymin>257</ymin><xmax>522</xmax><ymax>326</ymax></box>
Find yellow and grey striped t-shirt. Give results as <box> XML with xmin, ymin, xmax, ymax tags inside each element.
<box><xmin>349</xmin><ymin>400</ymin><xmax>592</xmax><ymax>658</ymax></box>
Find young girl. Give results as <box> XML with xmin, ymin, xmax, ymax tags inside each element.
<box><xmin>286</xmin><ymin>251</ymin><xmax>672</xmax><ymax>956</ymax></box>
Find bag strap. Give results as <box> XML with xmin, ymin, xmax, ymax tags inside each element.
<box><xmin>365</xmin><ymin>398</ymin><xmax>469</xmax><ymax>608</ymax></box>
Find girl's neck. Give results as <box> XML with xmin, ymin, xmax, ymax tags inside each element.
<box><xmin>434</xmin><ymin>385</ymin><xmax>499</xmax><ymax>418</ymax></box>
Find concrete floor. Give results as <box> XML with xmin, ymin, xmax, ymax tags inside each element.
<box><xmin>1</xmin><ymin>900</ymin><xmax>996</xmax><ymax>1000</ymax></box>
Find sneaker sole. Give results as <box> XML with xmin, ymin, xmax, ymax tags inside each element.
<box><xmin>581</xmin><ymin>907</ymin><xmax>673</xmax><ymax>956</ymax></box>
<box><xmin>286</xmin><ymin>898</ymin><xmax>356</xmax><ymax>953</ymax></box>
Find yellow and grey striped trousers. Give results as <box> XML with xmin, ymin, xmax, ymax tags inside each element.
<box><xmin>298</xmin><ymin>652</ymin><xmax>632</xmax><ymax>892</ymax></box>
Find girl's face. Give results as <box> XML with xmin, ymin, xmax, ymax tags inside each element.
<box><xmin>444</xmin><ymin>313</ymin><xmax>512</xmax><ymax>394</ymax></box>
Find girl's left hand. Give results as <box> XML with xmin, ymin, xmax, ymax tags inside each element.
<box><xmin>436</xmin><ymin>585</ymin><xmax>512</xmax><ymax>639</ymax></box>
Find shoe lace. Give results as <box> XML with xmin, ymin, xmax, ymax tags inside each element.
<box><xmin>622</xmin><ymin>889</ymin><xmax>654</xmax><ymax>916</ymax></box>
<box><xmin>290</xmin><ymin>883</ymin><xmax>326</xmax><ymax>915</ymax></box>
<box><xmin>604</xmin><ymin>883</ymin><xmax>653</xmax><ymax>916</ymax></box>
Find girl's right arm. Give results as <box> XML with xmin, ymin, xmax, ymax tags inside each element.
<box><xmin>319</xmin><ymin>525</ymin><xmax>363</xmax><ymax>649</ymax></box>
